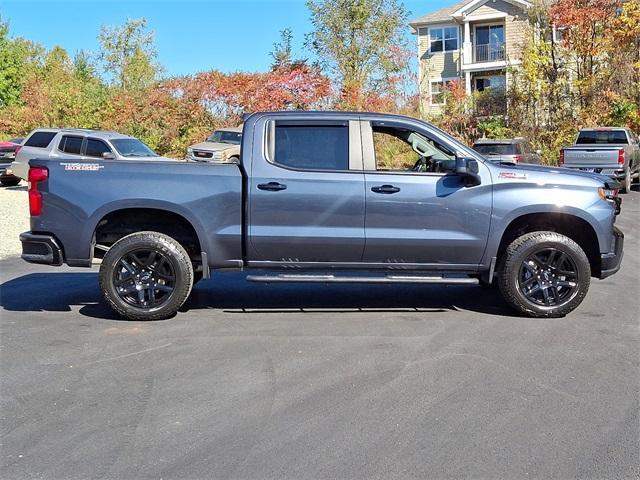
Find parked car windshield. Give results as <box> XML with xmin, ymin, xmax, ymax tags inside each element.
<box><xmin>206</xmin><ymin>130</ymin><xmax>242</xmax><ymax>145</ymax></box>
<box><xmin>110</xmin><ymin>139</ymin><xmax>158</xmax><ymax>157</ymax></box>
<box><xmin>473</xmin><ymin>144</ymin><xmax>516</xmax><ymax>155</ymax></box>
<box><xmin>576</xmin><ymin>130</ymin><xmax>628</xmax><ymax>144</ymax></box>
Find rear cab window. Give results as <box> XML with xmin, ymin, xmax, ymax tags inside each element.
<box><xmin>58</xmin><ymin>135</ymin><xmax>83</xmax><ymax>155</ymax></box>
<box><xmin>576</xmin><ymin>130</ymin><xmax>629</xmax><ymax>144</ymax></box>
<box><xmin>85</xmin><ymin>138</ymin><xmax>112</xmax><ymax>158</ymax></box>
<box><xmin>25</xmin><ymin>131</ymin><xmax>57</xmax><ymax>148</ymax></box>
<box><xmin>272</xmin><ymin>122</ymin><xmax>349</xmax><ymax>171</ymax></box>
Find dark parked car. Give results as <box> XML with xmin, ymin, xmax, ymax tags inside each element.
<box><xmin>473</xmin><ymin>138</ymin><xmax>541</xmax><ymax>165</ymax></box>
<box><xmin>0</xmin><ymin>138</ymin><xmax>24</xmax><ymax>186</ymax></box>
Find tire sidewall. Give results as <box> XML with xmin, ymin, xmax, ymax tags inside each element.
<box><xmin>99</xmin><ymin>232</ymin><xmax>193</xmax><ymax>320</ymax></box>
<box><xmin>624</xmin><ymin>169</ymin><xmax>631</xmax><ymax>193</ymax></box>
<box><xmin>500</xmin><ymin>233</ymin><xmax>591</xmax><ymax>317</ymax></box>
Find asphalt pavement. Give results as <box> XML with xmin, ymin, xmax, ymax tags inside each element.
<box><xmin>1</xmin><ymin>190</ymin><xmax>639</xmax><ymax>479</ymax></box>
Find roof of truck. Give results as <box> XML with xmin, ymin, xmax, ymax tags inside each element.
<box><xmin>216</xmin><ymin>126</ymin><xmax>242</xmax><ymax>133</ymax></box>
<box><xmin>579</xmin><ymin>127</ymin><xmax>628</xmax><ymax>131</ymax></box>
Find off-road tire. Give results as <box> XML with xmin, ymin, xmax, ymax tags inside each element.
<box><xmin>99</xmin><ymin>231</ymin><xmax>193</xmax><ymax>321</ymax></box>
<box><xmin>1</xmin><ymin>177</ymin><xmax>20</xmax><ymax>187</ymax></box>
<box><xmin>498</xmin><ymin>231</ymin><xmax>591</xmax><ymax>318</ymax></box>
<box><xmin>622</xmin><ymin>169</ymin><xmax>632</xmax><ymax>193</ymax></box>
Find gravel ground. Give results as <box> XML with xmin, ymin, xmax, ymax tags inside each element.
<box><xmin>0</xmin><ymin>182</ymin><xmax>29</xmax><ymax>260</ymax></box>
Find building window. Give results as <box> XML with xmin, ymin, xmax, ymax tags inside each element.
<box><xmin>552</xmin><ymin>26</ymin><xmax>566</xmax><ymax>43</ymax></box>
<box><xmin>429</xmin><ymin>26</ymin><xmax>459</xmax><ymax>53</ymax></box>
<box><xmin>430</xmin><ymin>81</ymin><xmax>445</xmax><ymax>105</ymax></box>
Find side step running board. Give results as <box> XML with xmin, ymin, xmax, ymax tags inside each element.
<box><xmin>246</xmin><ymin>274</ymin><xmax>479</xmax><ymax>285</ymax></box>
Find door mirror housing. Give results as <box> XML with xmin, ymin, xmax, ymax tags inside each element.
<box><xmin>455</xmin><ymin>157</ymin><xmax>481</xmax><ymax>187</ymax></box>
<box><xmin>102</xmin><ymin>152</ymin><xmax>115</xmax><ymax>160</ymax></box>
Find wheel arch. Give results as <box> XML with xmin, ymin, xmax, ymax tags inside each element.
<box><xmin>496</xmin><ymin>212</ymin><xmax>602</xmax><ymax>277</ymax></box>
<box><xmin>92</xmin><ymin>205</ymin><xmax>206</xmax><ymax>264</ymax></box>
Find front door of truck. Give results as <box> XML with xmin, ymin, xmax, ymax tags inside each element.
<box><xmin>248</xmin><ymin>118</ymin><xmax>365</xmax><ymax>263</ymax></box>
<box><xmin>360</xmin><ymin>119</ymin><xmax>492</xmax><ymax>266</ymax></box>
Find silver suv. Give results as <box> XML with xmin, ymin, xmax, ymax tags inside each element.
<box><xmin>12</xmin><ymin>129</ymin><xmax>171</xmax><ymax>180</ymax></box>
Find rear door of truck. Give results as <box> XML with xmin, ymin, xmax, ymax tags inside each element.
<box><xmin>563</xmin><ymin>129</ymin><xmax>628</xmax><ymax>172</ymax></box>
<box><xmin>246</xmin><ymin>115</ymin><xmax>365</xmax><ymax>263</ymax></box>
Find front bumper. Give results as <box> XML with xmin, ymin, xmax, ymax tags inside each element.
<box><xmin>20</xmin><ymin>232</ymin><xmax>64</xmax><ymax>266</ymax></box>
<box><xmin>599</xmin><ymin>226</ymin><xmax>624</xmax><ymax>279</ymax></box>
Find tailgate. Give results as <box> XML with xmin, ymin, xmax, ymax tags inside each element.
<box><xmin>563</xmin><ymin>147</ymin><xmax>621</xmax><ymax>170</ymax></box>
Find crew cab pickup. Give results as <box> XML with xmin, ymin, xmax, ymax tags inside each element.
<box><xmin>20</xmin><ymin>112</ymin><xmax>624</xmax><ymax>320</ymax></box>
<box><xmin>561</xmin><ymin>127</ymin><xmax>640</xmax><ymax>192</ymax></box>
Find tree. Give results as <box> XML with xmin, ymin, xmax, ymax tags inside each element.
<box><xmin>306</xmin><ymin>0</ymin><xmax>409</xmax><ymax>108</ymax></box>
<box><xmin>0</xmin><ymin>18</ymin><xmax>43</xmax><ymax>107</ymax></box>
<box><xmin>608</xmin><ymin>0</ymin><xmax>640</xmax><ymax>108</ymax></box>
<box><xmin>97</xmin><ymin>18</ymin><xmax>160</xmax><ymax>90</ymax></box>
<box><xmin>270</xmin><ymin>28</ymin><xmax>294</xmax><ymax>69</ymax></box>
<box><xmin>549</xmin><ymin>0</ymin><xmax>619</xmax><ymax>105</ymax></box>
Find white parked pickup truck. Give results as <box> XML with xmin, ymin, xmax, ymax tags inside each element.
<box><xmin>560</xmin><ymin>127</ymin><xmax>640</xmax><ymax>192</ymax></box>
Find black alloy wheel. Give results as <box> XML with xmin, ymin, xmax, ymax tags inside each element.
<box><xmin>498</xmin><ymin>231</ymin><xmax>591</xmax><ymax>318</ymax></box>
<box><xmin>99</xmin><ymin>231</ymin><xmax>194</xmax><ymax>321</ymax></box>
<box><xmin>113</xmin><ymin>249</ymin><xmax>176</xmax><ymax>308</ymax></box>
<box><xmin>517</xmin><ymin>248</ymin><xmax>579</xmax><ymax>307</ymax></box>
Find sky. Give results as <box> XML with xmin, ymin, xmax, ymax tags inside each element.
<box><xmin>0</xmin><ymin>0</ymin><xmax>442</xmax><ymax>76</ymax></box>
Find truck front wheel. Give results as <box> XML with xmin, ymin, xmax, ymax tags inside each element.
<box><xmin>99</xmin><ymin>232</ymin><xmax>194</xmax><ymax>321</ymax></box>
<box><xmin>497</xmin><ymin>231</ymin><xmax>591</xmax><ymax>318</ymax></box>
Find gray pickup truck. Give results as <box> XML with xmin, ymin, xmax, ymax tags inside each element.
<box><xmin>561</xmin><ymin>127</ymin><xmax>640</xmax><ymax>192</ymax></box>
<box><xmin>20</xmin><ymin>111</ymin><xmax>623</xmax><ymax>320</ymax></box>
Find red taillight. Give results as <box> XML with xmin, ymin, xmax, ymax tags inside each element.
<box><xmin>618</xmin><ymin>148</ymin><xmax>625</xmax><ymax>165</ymax></box>
<box><xmin>559</xmin><ymin>149</ymin><xmax>565</xmax><ymax>165</ymax></box>
<box><xmin>28</xmin><ymin>166</ymin><xmax>48</xmax><ymax>216</ymax></box>
<box><xmin>513</xmin><ymin>155</ymin><xmax>523</xmax><ymax>163</ymax></box>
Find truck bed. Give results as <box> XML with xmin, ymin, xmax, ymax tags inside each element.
<box><xmin>29</xmin><ymin>158</ymin><xmax>244</xmax><ymax>267</ymax></box>
<box><xmin>562</xmin><ymin>145</ymin><xmax>622</xmax><ymax>171</ymax></box>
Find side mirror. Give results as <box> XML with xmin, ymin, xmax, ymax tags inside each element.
<box><xmin>102</xmin><ymin>152</ymin><xmax>115</xmax><ymax>160</ymax></box>
<box><xmin>455</xmin><ymin>157</ymin><xmax>481</xmax><ymax>187</ymax></box>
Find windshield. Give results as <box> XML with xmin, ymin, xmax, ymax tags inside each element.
<box><xmin>206</xmin><ymin>130</ymin><xmax>242</xmax><ymax>145</ymax></box>
<box><xmin>110</xmin><ymin>139</ymin><xmax>158</xmax><ymax>157</ymax></box>
<box><xmin>576</xmin><ymin>130</ymin><xmax>628</xmax><ymax>144</ymax></box>
<box><xmin>473</xmin><ymin>144</ymin><xmax>516</xmax><ymax>155</ymax></box>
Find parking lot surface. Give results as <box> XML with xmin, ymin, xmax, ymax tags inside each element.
<box><xmin>1</xmin><ymin>190</ymin><xmax>639</xmax><ymax>479</ymax></box>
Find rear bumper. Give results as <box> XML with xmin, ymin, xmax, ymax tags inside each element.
<box><xmin>20</xmin><ymin>232</ymin><xmax>64</xmax><ymax>266</ymax></box>
<box><xmin>599</xmin><ymin>226</ymin><xmax>624</xmax><ymax>279</ymax></box>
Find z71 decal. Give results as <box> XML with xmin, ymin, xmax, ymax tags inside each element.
<box><xmin>61</xmin><ymin>163</ymin><xmax>104</xmax><ymax>171</ymax></box>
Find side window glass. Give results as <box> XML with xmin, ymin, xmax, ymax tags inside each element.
<box><xmin>85</xmin><ymin>139</ymin><xmax>111</xmax><ymax>158</ymax></box>
<box><xmin>25</xmin><ymin>131</ymin><xmax>56</xmax><ymax>148</ymax></box>
<box><xmin>273</xmin><ymin>123</ymin><xmax>349</xmax><ymax>171</ymax></box>
<box><xmin>371</xmin><ymin>124</ymin><xmax>455</xmax><ymax>173</ymax></box>
<box><xmin>58</xmin><ymin>135</ymin><xmax>83</xmax><ymax>155</ymax></box>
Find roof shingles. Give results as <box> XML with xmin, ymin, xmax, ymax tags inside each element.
<box><xmin>409</xmin><ymin>0</ymin><xmax>469</xmax><ymax>26</ymax></box>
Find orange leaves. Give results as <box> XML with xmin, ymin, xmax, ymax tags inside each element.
<box><xmin>549</xmin><ymin>0</ymin><xmax>620</xmax><ymax>57</ymax></box>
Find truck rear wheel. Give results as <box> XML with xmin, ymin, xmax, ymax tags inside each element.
<box><xmin>497</xmin><ymin>231</ymin><xmax>590</xmax><ymax>318</ymax></box>
<box><xmin>99</xmin><ymin>232</ymin><xmax>194</xmax><ymax>321</ymax></box>
<box><xmin>622</xmin><ymin>169</ymin><xmax>632</xmax><ymax>193</ymax></box>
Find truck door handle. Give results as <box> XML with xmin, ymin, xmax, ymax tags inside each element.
<box><xmin>257</xmin><ymin>182</ymin><xmax>287</xmax><ymax>191</ymax></box>
<box><xmin>371</xmin><ymin>184</ymin><xmax>400</xmax><ymax>194</ymax></box>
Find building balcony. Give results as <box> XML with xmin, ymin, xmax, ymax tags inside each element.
<box><xmin>473</xmin><ymin>43</ymin><xmax>506</xmax><ymax>63</ymax></box>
